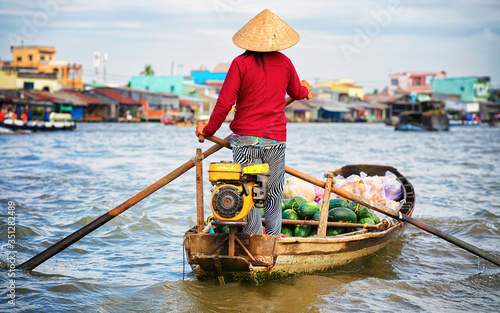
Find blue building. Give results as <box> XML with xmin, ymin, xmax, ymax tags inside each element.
<box><xmin>190</xmin><ymin>63</ymin><xmax>229</xmax><ymax>84</ymax></box>
<box><xmin>130</xmin><ymin>75</ymin><xmax>186</xmax><ymax>96</ymax></box>
<box><xmin>431</xmin><ymin>76</ymin><xmax>490</xmax><ymax>102</ymax></box>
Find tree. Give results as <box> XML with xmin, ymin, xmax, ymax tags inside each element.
<box><xmin>141</xmin><ymin>64</ymin><xmax>155</xmax><ymax>76</ymax></box>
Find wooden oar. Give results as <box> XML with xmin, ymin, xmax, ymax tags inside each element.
<box><xmin>18</xmin><ymin>136</ymin><xmax>231</xmax><ymax>271</ymax></box>
<box><xmin>199</xmin><ymin>134</ymin><xmax>500</xmax><ymax>267</ymax></box>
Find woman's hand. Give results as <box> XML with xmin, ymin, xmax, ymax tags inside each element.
<box><xmin>300</xmin><ymin>80</ymin><xmax>312</xmax><ymax>99</ymax></box>
<box><xmin>195</xmin><ymin>123</ymin><xmax>206</xmax><ymax>137</ymax></box>
<box><xmin>300</xmin><ymin>80</ymin><xmax>311</xmax><ymax>92</ymax></box>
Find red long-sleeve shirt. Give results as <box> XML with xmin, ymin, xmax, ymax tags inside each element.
<box><xmin>202</xmin><ymin>52</ymin><xmax>309</xmax><ymax>141</ymax></box>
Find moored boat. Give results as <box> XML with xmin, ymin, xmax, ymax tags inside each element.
<box><xmin>0</xmin><ymin>113</ymin><xmax>76</xmax><ymax>132</ymax></box>
<box><xmin>184</xmin><ymin>164</ymin><xmax>415</xmax><ymax>285</ymax></box>
<box><xmin>395</xmin><ymin>100</ymin><xmax>450</xmax><ymax>131</ymax></box>
<box><xmin>395</xmin><ymin>111</ymin><xmax>449</xmax><ymax>131</ymax></box>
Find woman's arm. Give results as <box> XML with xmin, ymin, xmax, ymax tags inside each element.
<box><xmin>201</xmin><ymin>60</ymin><xmax>242</xmax><ymax>137</ymax></box>
<box><xmin>286</xmin><ymin>62</ymin><xmax>310</xmax><ymax>100</ymax></box>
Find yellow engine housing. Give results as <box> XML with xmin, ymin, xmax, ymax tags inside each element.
<box><xmin>210</xmin><ymin>183</ymin><xmax>255</xmax><ymax>221</ymax></box>
<box><xmin>208</xmin><ymin>162</ymin><xmax>241</xmax><ymax>182</ymax></box>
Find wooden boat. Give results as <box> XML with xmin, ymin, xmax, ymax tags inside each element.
<box><xmin>184</xmin><ymin>164</ymin><xmax>415</xmax><ymax>285</ymax></box>
<box><xmin>395</xmin><ymin>111</ymin><xmax>449</xmax><ymax>131</ymax></box>
<box><xmin>384</xmin><ymin>116</ymin><xmax>400</xmax><ymax>126</ymax></box>
<box><xmin>395</xmin><ymin>100</ymin><xmax>450</xmax><ymax>131</ymax></box>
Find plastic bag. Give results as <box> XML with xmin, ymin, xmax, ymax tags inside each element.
<box><xmin>313</xmin><ymin>184</ymin><xmax>324</xmax><ymax>203</ymax></box>
<box><xmin>334</xmin><ymin>172</ymin><xmax>385</xmax><ymax>205</ymax></box>
<box><xmin>360</xmin><ymin>172</ymin><xmax>387</xmax><ymax>205</ymax></box>
<box><xmin>383</xmin><ymin>171</ymin><xmax>402</xmax><ymax>201</ymax></box>
<box><xmin>282</xmin><ymin>177</ymin><xmax>316</xmax><ymax>202</ymax></box>
<box><xmin>315</xmin><ymin>174</ymin><xmax>347</xmax><ymax>204</ymax></box>
<box><xmin>335</xmin><ymin>171</ymin><xmax>402</xmax><ymax>206</ymax></box>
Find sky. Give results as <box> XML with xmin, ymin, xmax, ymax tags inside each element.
<box><xmin>0</xmin><ymin>0</ymin><xmax>499</xmax><ymax>92</ymax></box>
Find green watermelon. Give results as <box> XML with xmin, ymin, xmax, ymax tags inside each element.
<box><xmin>329</xmin><ymin>198</ymin><xmax>348</xmax><ymax>209</ymax></box>
<box><xmin>358</xmin><ymin>217</ymin><xmax>376</xmax><ymax>225</ymax></box>
<box><xmin>354</xmin><ymin>206</ymin><xmax>370</xmax><ymax>220</ymax></box>
<box><xmin>328</xmin><ymin>207</ymin><xmax>357</xmax><ymax>223</ymax></box>
<box><xmin>348</xmin><ymin>201</ymin><xmax>359</xmax><ymax>210</ymax></box>
<box><xmin>288</xmin><ymin>196</ymin><xmax>308</xmax><ymax>212</ymax></box>
<box><xmin>282</xmin><ymin>209</ymin><xmax>299</xmax><ymax>220</ymax></box>
<box><xmin>348</xmin><ymin>201</ymin><xmax>370</xmax><ymax>219</ymax></box>
<box><xmin>294</xmin><ymin>224</ymin><xmax>311</xmax><ymax>237</ymax></box>
<box><xmin>220</xmin><ymin>225</ymin><xmax>240</xmax><ymax>233</ymax></box>
<box><xmin>312</xmin><ymin>210</ymin><xmax>322</xmax><ymax>221</ymax></box>
<box><xmin>281</xmin><ymin>227</ymin><xmax>294</xmax><ymax>237</ymax></box>
<box><xmin>281</xmin><ymin>199</ymin><xmax>289</xmax><ymax>212</ymax></box>
<box><xmin>368</xmin><ymin>211</ymin><xmax>380</xmax><ymax>224</ymax></box>
<box><xmin>326</xmin><ymin>227</ymin><xmax>344</xmax><ymax>236</ymax></box>
<box><xmin>353</xmin><ymin>217</ymin><xmax>376</xmax><ymax>231</ymax></box>
<box><xmin>298</xmin><ymin>203</ymin><xmax>320</xmax><ymax>219</ymax></box>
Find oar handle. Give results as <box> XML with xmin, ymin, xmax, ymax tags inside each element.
<box><xmin>201</xmin><ymin>135</ymin><xmax>231</xmax><ymax>148</ymax></box>
<box><xmin>198</xmin><ymin>134</ymin><xmax>205</xmax><ymax>143</ymax></box>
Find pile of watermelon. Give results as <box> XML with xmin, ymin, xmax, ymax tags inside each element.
<box><xmin>279</xmin><ymin>196</ymin><xmax>381</xmax><ymax>237</ymax></box>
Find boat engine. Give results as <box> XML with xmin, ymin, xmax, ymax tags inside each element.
<box><xmin>208</xmin><ymin>162</ymin><xmax>269</xmax><ymax>221</ymax></box>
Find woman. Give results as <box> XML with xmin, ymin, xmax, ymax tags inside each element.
<box><xmin>196</xmin><ymin>9</ymin><xmax>311</xmax><ymax>236</ymax></box>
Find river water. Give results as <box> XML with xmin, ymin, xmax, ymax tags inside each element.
<box><xmin>0</xmin><ymin>122</ymin><xmax>499</xmax><ymax>312</ymax></box>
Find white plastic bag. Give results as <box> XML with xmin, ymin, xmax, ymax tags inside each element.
<box><xmin>282</xmin><ymin>177</ymin><xmax>316</xmax><ymax>202</ymax></box>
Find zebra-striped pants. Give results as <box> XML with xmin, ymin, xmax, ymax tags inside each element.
<box><xmin>232</xmin><ymin>146</ymin><xmax>285</xmax><ymax>236</ymax></box>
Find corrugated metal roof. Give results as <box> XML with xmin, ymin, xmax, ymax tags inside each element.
<box><xmin>93</xmin><ymin>88</ymin><xmax>141</xmax><ymax>105</ymax></box>
<box><xmin>64</xmin><ymin>90</ymin><xmax>108</xmax><ymax>105</ymax></box>
<box><xmin>364</xmin><ymin>93</ymin><xmax>407</xmax><ymax>104</ymax></box>
<box><xmin>52</xmin><ymin>91</ymin><xmax>108</xmax><ymax>106</ymax></box>
<box><xmin>23</xmin><ymin>91</ymin><xmax>61</xmax><ymax>101</ymax></box>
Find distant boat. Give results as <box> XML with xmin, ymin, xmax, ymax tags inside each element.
<box><xmin>0</xmin><ymin>113</ymin><xmax>76</xmax><ymax>132</ymax></box>
<box><xmin>384</xmin><ymin>116</ymin><xmax>400</xmax><ymax>126</ymax></box>
<box><xmin>449</xmin><ymin>119</ymin><xmax>481</xmax><ymax>126</ymax></box>
<box><xmin>489</xmin><ymin>117</ymin><xmax>499</xmax><ymax>127</ymax></box>
<box><xmin>162</xmin><ymin>111</ymin><xmax>207</xmax><ymax>126</ymax></box>
<box><xmin>395</xmin><ymin>101</ymin><xmax>449</xmax><ymax>131</ymax></box>
<box><xmin>395</xmin><ymin>111</ymin><xmax>449</xmax><ymax>131</ymax></box>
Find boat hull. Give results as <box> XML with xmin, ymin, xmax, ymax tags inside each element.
<box><xmin>186</xmin><ymin>222</ymin><xmax>407</xmax><ymax>285</ymax></box>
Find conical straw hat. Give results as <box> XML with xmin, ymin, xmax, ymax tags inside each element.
<box><xmin>232</xmin><ymin>9</ymin><xmax>300</xmax><ymax>52</ymax></box>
